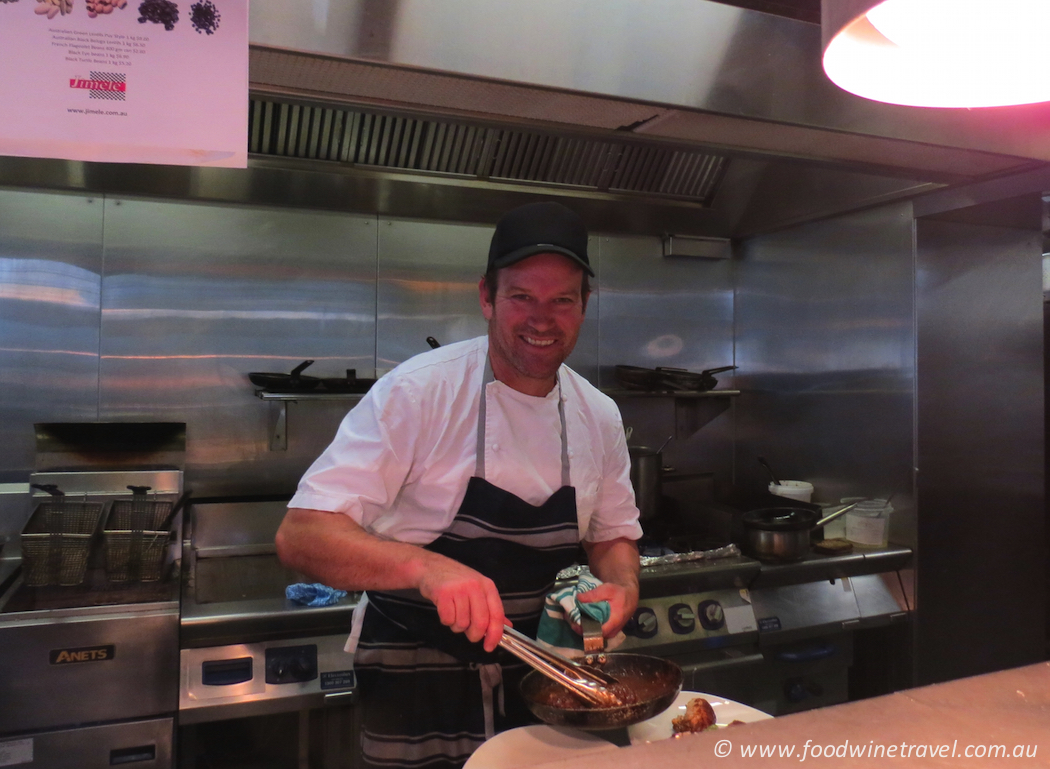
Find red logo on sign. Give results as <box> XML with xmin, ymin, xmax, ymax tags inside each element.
<box><xmin>70</xmin><ymin>78</ymin><xmax>126</xmax><ymax>92</ymax></box>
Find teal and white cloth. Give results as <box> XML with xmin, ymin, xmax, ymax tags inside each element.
<box><xmin>535</xmin><ymin>569</ymin><xmax>624</xmax><ymax>658</ymax></box>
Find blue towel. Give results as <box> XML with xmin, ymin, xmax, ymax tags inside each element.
<box><xmin>536</xmin><ymin>569</ymin><xmax>622</xmax><ymax>658</ymax></box>
<box><xmin>286</xmin><ymin>582</ymin><xmax>347</xmax><ymax>607</ymax></box>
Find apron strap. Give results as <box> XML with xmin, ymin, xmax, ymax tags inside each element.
<box><xmin>473</xmin><ymin>662</ymin><xmax>505</xmax><ymax>740</ymax></box>
<box><xmin>475</xmin><ymin>356</ymin><xmax>571</xmax><ymax>487</ymax></box>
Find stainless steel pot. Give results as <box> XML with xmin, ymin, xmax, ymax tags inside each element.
<box><xmin>741</xmin><ymin>503</ymin><xmax>857</xmax><ymax>563</ymax></box>
<box><xmin>628</xmin><ymin>437</ymin><xmax>672</xmax><ymax>521</ymax></box>
<box><xmin>628</xmin><ymin>446</ymin><xmax>661</xmax><ymax>521</ymax></box>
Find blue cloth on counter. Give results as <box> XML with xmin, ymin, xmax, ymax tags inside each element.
<box><xmin>286</xmin><ymin>582</ymin><xmax>347</xmax><ymax>607</ymax></box>
<box><xmin>536</xmin><ymin>569</ymin><xmax>622</xmax><ymax>658</ymax></box>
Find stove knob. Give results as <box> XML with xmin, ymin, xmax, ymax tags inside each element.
<box><xmin>626</xmin><ymin>608</ymin><xmax>658</xmax><ymax>639</ymax></box>
<box><xmin>668</xmin><ymin>603</ymin><xmax>696</xmax><ymax>634</ymax></box>
<box><xmin>697</xmin><ymin>600</ymin><xmax>725</xmax><ymax>631</ymax></box>
<box><xmin>292</xmin><ymin>657</ymin><xmax>312</xmax><ymax>680</ymax></box>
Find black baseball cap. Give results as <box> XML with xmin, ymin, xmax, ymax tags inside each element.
<box><xmin>487</xmin><ymin>201</ymin><xmax>594</xmax><ymax>277</ymax></box>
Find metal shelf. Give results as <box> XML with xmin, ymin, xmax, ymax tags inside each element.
<box><xmin>602</xmin><ymin>389</ymin><xmax>740</xmax><ymax>437</ymax></box>
<box><xmin>255</xmin><ymin>391</ymin><xmax>366</xmax><ymax>402</ymax></box>
<box><xmin>601</xmin><ymin>389</ymin><xmax>741</xmax><ymax>398</ymax></box>
<box><xmin>255</xmin><ymin>390</ymin><xmax>366</xmax><ymax>451</ymax></box>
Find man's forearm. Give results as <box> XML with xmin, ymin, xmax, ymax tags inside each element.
<box><xmin>276</xmin><ymin>507</ymin><xmax>508</xmax><ymax>650</ymax></box>
<box><xmin>584</xmin><ymin>537</ymin><xmax>640</xmax><ymax>601</ymax></box>
<box><xmin>276</xmin><ymin>507</ymin><xmax>436</xmax><ymax>592</ymax></box>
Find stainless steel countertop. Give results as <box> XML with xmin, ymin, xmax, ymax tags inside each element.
<box><xmin>179</xmin><ymin>550</ymin><xmax>359</xmax><ymax>648</ymax></box>
<box><xmin>178</xmin><ymin>544</ymin><xmax>912</xmax><ymax>648</ymax></box>
<box><xmin>639</xmin><ymin>545</ymin><xmax>912</xmax><ymax>596</ymax></box>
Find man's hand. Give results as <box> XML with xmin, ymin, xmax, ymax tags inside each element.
<box><xmin>580</xmin><ymin>537</ymin><xmax>641</xmax><ymax>637</ymax></box>
<box><xmin>576</xmin><ymin>581</ymin><xmax>634</xmax><ymax>637</ymax></box>
<box><xmin>417</xmin><ymin>556</ymin><xmax>507</xmax><ymax>652</ymax></box>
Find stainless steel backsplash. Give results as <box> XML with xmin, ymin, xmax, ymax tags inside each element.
<box><xmin>0</xmin><ymin>189</ymin><xmax>737</xmax><ymax>523</ymax></box>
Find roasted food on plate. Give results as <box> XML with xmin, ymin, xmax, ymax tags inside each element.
<box><xmin>671</xmin><ymin>697</ymin><xmax>716</xmax><ymax>733</ymax></box>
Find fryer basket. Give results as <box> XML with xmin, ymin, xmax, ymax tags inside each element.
<box><xmin>103</xmin><ymin>499</ymin><xmax>174</xmax><ymax>582</ymax></box>
<box><xmin>21</xmin><ymin>502</ymin><xmax>106</xmax><ymax>586</ymax></box>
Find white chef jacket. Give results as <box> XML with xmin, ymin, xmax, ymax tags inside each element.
<box><xmin>289</xmin><ymin>336</ymin><xmax>642</xmax><ymax>545</ymax></box>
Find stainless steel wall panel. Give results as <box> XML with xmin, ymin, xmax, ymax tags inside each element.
<box><xmin>734</xmin><ymin>204</ymin><xmax>915</xmax><ymax>517</ymax></box>
<box><xmin>0</xmin><ymin>190</ymin><xmax>102</xmax><ymax>489</ymax></box>
<box><xmin>98</xmin><ymin>199</ymin><xmax>377</xmax><ymax>496</ymax></box>
<box><xmin>597</xmin><ymin>234</ymin><xmax>735</xmax><ymax>504</ymax></box>
<box><xmin>597</xmin><ymin>236</ymin><xmax>734</xmax><ymax>378</ymax></box>
<box><xmin>914</xmin><ymin>217</ymin><xmax>1044</xmax><ymax>684</ymax></box>
<box><xmin>375</xmin><ymin>218</ymin><xmax>492</xmax><ymax>369</ymax></box>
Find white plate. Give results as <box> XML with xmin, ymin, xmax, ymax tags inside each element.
<box><xmin>627</xmin><ymin>690</ymin><xmax>773</xmax><ymax>745</ymax></box>
<box><xmin>464</xmin><ymin>724</ymin><xmax>618</xmax><ymax>769</ymax></box>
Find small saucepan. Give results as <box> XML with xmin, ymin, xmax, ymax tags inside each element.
<box><xmin>742</xmin><ymin>502</ymin><xmax>858</xmax><ymax>563</ymax></box>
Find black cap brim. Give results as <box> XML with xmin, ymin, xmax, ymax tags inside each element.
<box><xmin>490</xmin><ymin>244</ymin><xmax>595</xmax><ymax>277</ymax></box>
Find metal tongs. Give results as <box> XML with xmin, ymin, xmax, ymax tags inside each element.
<box><xmin>498</xmin><ymin>625</ymin><xmax>623</xmax><ymax>707</ymax></box>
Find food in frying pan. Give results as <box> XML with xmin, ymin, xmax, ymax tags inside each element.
<box><xmin>522</xmin><ymin>654</ymin><xmax>683</xmax><ymax>730</ymax></box>
<box><xmin>671</xmin><ymin>697</ymin><xmax>716</xmax><ymax>733</ymax></box>
<box><xmin>535</xmin><ymin>671</ymin><xmax>659</xmax><ymax>710</ymax></box>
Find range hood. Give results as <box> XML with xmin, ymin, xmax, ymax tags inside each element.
<box><xmin>1</xmin><ymin>0</ymin><xmax>1044</xmax><ymax>237</ymax></box>
<box><xmin>241</xmin><ymin>0</ymin><xmax>1048</xmax><ymax>236</ymax></box>
<box><xmin>248</xmin><ymin>97</ymin><xmax>729</xmax><ymax>204</ymax></box>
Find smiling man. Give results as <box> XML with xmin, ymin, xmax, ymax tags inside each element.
<box><xmin>276</xmin><ymin>201</ymin><xmax>642</xmax><ymax>769</ymax></box>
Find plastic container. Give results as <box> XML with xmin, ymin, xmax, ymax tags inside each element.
<box><xmin>845</xmin><ymin>499</ymin><xmax>893</xmax><ymax>548</ymax></box>
<box><xmin>823</xmin><ymin>497</ymin><xmax>864</xmax><ymax>539</ymax></box>
<box><xmin>768</xmin><ymin>480</ymin><xmax>814</xmax><ymax>503</ymax></box>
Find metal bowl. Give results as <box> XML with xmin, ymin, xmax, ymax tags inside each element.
<box><xmin>519</xmin><ymin>654</ymin><xmax>683</xmax><ymax>730</ymax></box>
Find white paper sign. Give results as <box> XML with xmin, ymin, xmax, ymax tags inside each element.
<box><xmin>0</xmin><ymin>0</ymin><xmax>247</xmax><ymax>167</ymax></box>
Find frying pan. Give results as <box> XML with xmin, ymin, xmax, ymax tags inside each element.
<box><xmin>657</xmin><ymin>365</ymin><xmax>737</xmax><ymax>392</ymax></box>
<box><xmin>519</xmin><ymin>654</ymin><xmax>683</xmax><ymax>730</ymax></box>
<box><xmin>614</xmin><ymin>365</ymin><xmax>661</xmax><ymax>391</ymax></box>
<box><xmin>248</xmin><ymin>360</ymin><xmax>320</xmax><ymax>392</ymax></box>
<box><xmin>320</xmin><ymin>369</ymin><xmax>377</xmax><ymax>393</ymax></box>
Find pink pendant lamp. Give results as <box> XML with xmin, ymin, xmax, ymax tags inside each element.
<box><xmin>823</xmin><ymin>0</ymin><xmax>1050</xmax><ymax>108</ymax></box>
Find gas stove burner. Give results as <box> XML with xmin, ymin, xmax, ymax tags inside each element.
<box><xmin>665</xmin><ymin>535</ymin><xmax>732</xmax><ymax>554</ymax></box>
<box><xmin>638</xmin><ymin>533</ymin><xmax>731</xmax><ymax>558</ymax></box>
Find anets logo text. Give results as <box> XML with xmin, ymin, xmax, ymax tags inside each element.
<box><xmin>50</xmin><ymin>645</ymin><xmax>115</xmax><ymax>665</ymax></box>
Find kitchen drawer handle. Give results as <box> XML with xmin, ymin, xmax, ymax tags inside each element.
<box><xmin>110</xmin><ymin>745</ymin><xmax>156</xmax><ymax>765</ymax></box>
<box><xmin>773</xmin><ymin>642</ymin><xmax>837</xmax><ymax>663</ymax></box>
<box><xmin>202</xmin><ymin>657</ymin><xmax>253</xmax><ymax>686</ymax></box>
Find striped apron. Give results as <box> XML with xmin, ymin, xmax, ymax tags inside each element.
<box><xmin>354</xmin><ymin>362</ymin><xmax>580</xmax><ymax>769</ymax></box>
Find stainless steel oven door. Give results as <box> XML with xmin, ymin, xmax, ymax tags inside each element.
<box><xmin>0</xmin><ymin>717</ymin><xmax>172</xmax><ymax>769</ymax></box>
<box><xmin>0</xmin><ymin>604</ymin><xmax>179</xmax><ymax>734</ymax></box>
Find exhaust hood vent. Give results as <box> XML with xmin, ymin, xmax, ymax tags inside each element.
<box><xmin>248</xmin><ymin>98</ymin><xmax>729</xmax><ymax>205</ymax></box>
